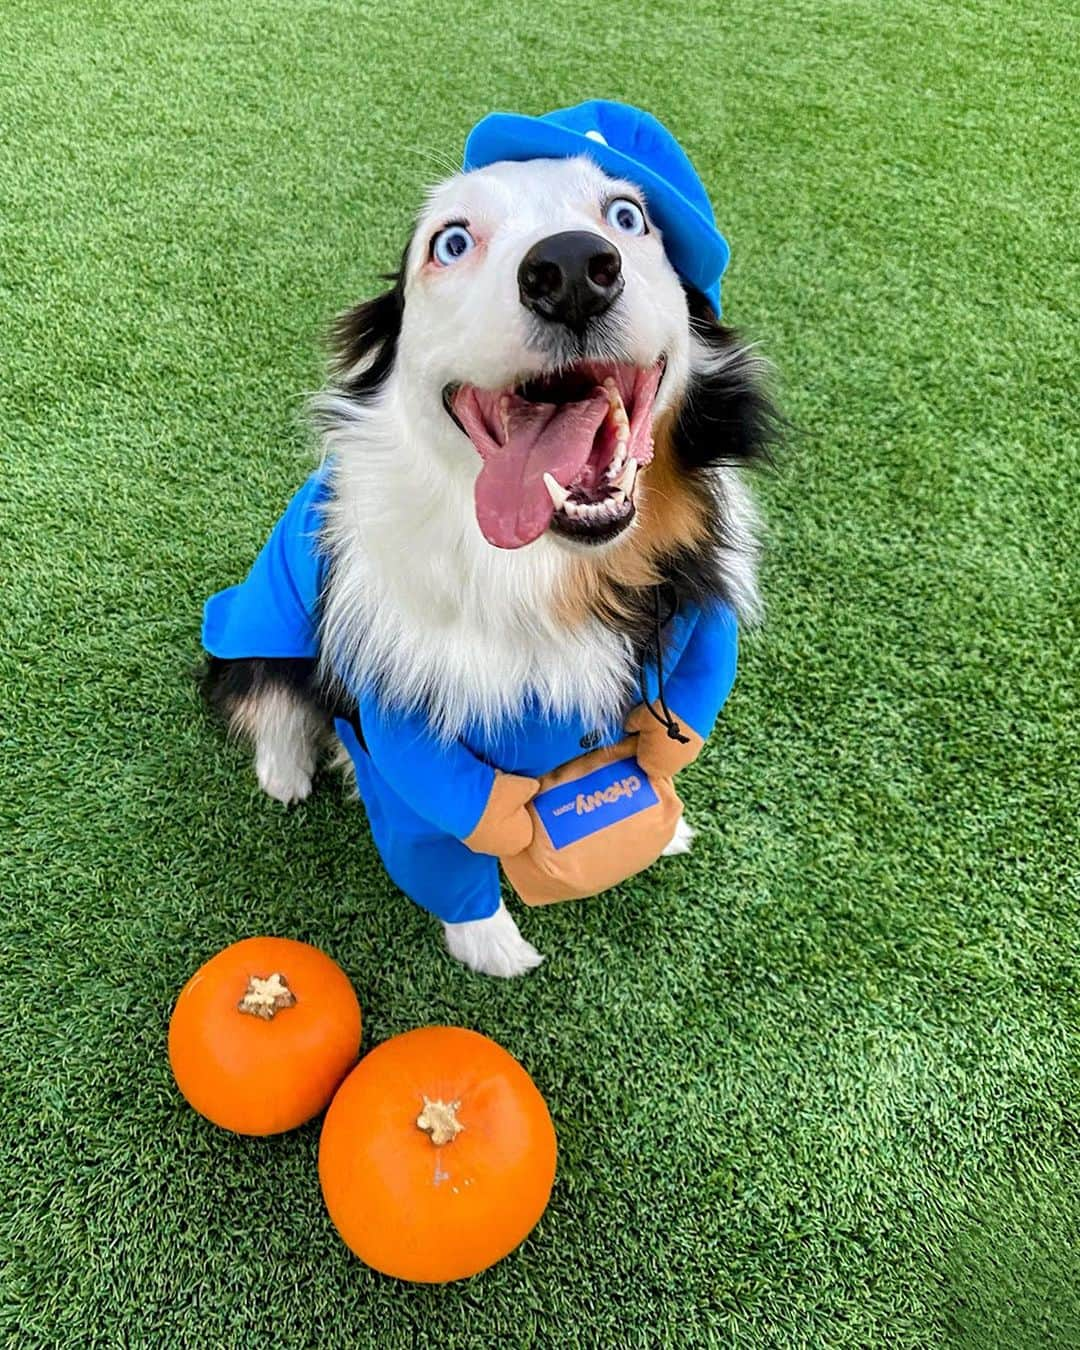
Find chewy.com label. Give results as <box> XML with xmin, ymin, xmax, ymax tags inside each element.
<box><xmin>534</xmin><ymin>756</ymin><xmax>659</xmax><ymax>850</ymax></box>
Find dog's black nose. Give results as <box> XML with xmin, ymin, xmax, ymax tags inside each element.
<box><xmin>518</xmin><ymin>231</ymin><xmax>623</xmax><ymax>329</ymax></box>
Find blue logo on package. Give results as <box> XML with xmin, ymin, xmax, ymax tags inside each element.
<box><xmin>535</xmin><ymin>756</ymin><xmax>659</xmax><ymax>850</ymax></box>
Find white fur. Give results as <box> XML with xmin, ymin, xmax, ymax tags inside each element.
<box><xmin>397</xmin><ymin>159</ymin><xmax>693</xmax><ymax>408</ymax></box>
<box><xmin>709</xmin><ymin>469</ymin><xmax>764</xmax><ymax>623</ymax></box>
<box><xmin>442</xmin><ymin>901</ymin><xmax>544</xmax><ymax>977</ymax></box>
<box><xmin>231</xmin><ymin>688</ymin><xmax>322</xmax><ymax>805</ymax></box>
<box><xmin>661</xmin><ymin>814</ymin><xmax>696</xmax><ymax>856</ymax></box>
<box><xmin>318</xmin><ymin>390</ymin><xmax>633</xmax><ymax>740</ymax></box>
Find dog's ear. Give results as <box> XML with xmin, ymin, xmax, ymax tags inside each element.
<box><xmin>672</xmin><ymin>285</ymin><xmax>780</xmax><ymax>472</ymax></box>
<box><xmin>330</xmin><ymin>288</ymin><xmax>403</xmax><ymax>393</ymax></box>
<box><xmin>329</xmin><ymin>237</ymin><xmax>412</xmax><ymax>397</ymax></box>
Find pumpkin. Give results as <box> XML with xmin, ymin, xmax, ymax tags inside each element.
<box><xmin>318</xmin><ymin>1025</ymin><xmax>556</xmax><ymax>1282</ymax></box>
<box><xmin>169</xmin><ymin>936</ymin><xmax>361</xmax><ymax>1136</ymax></box>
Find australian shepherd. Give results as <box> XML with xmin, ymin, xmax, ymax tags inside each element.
<box><xmin>204</xmin><ymin>154</ymin><xmax>776</xmax><ymax>976</ymax></box>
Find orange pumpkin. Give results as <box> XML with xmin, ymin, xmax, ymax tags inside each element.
<box><xmin>169</xmin><ymin>936</ymin><xmax>361</xmax><ymax>1136</ymax></box>
<box><xmin>318</xmin><ymin>1025</ymin><xmax>556</xmax><ymax>1281</ymax></box>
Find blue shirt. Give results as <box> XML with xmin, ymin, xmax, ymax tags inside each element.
<box><xmin>203</xmin><ymin>468</ymin><xmax>738</xmax><ymax>843</ymax></box>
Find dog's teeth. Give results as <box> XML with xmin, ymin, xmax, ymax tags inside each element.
<box><xmin>606</xmin><ymin>440</ymin><xmax>629</xmax><ymax>482</ymax></box>
<box><xmin>602</xmin><ymin>378</ymin><xmax>628</xmax><ymax>422</ymax></box>
<box><xmin>543</xmin><ymin>473</ymin><xmax>569</xmax><ymax>510</ymax></box>
<box><xmin>619</xmin><ymin>459</ymin><xmax>639</xmax><ymax>496</ymax></box>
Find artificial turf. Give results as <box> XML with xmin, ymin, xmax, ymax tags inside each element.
<box><xmin>2</xmin><ymin>0</ymin><xmax>1078</xmax><ymax>1344</ymax></box>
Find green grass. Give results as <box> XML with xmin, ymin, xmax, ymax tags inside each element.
<box><xmin>2</xmin><ymin>0</ymin><xmax>1078</xmax><ymax>1344</ymax></box>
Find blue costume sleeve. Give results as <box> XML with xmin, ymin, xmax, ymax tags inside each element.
<box><xmin>357</xmin><ymin>691</ymin><xmax>499</xmax><ymax>842</ymax></box>
<box><xmin>654</xmin><ymin>601</ymin><xmax>739</xmax><ymax>740</ymax></box>
<box><xmin>202</xmin><ymin>469</ymin><xmax>332</xmax><ymax>660</ymax></box>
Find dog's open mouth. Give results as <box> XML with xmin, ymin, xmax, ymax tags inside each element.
<box><xmin>449</xmin><ymin>360</ymin><xmax>663</xmax><ymax>549</ymax></box>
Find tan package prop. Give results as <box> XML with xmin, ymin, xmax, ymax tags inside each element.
<box><xmin>501</xmin><ymin>738</ymin><xmax>683</xmax><ymax>907</ymax></box>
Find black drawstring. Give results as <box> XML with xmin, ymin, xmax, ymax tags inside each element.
<box><xmin>638</xmin><ymin>586</ymin><xmax>690</xmax><ymax>744</ymax></box>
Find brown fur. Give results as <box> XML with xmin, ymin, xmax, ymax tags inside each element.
<box><xmin>554</xmin><ymin>408</ymin><xmax>709</xmax><ymax>628</ymax></box>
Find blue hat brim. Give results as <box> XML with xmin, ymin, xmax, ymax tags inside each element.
<box><xmin>464</xmin><ymin>112</ymin><xmax>728</xmax><ymax>313</ymax></box>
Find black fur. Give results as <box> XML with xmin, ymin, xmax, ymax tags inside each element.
<box><xmin>673</xmin><ymin>285</ymin><xmax>780</xmax><ymax>472</ymax></box>
<box><xmin>328</xmin><ymin>239</ymin><xmax>412</xmax><ymax>398</ymax></box>
<box><xmin>202</xmin><ymin>655</ymin><xmax>351</xmax><ymax>721</ymax></box>
<box><xmin>608</xmin><ymin>287</ymin><xmax>780</xmax><ymax>659</ymax></box>
<box><xmin>203</xmin><ymin>652</ymin><xmax>314</xmax><ymax>706</ymax></box>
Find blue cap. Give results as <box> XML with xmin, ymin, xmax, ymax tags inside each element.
<box><xmin>463</xmin><ymin>99</ymin><xmax>729</xmax><ymax>316</ymax></box>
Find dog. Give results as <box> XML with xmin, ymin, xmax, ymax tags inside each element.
<box><xmin>202</xmin><ymin>103</ymin><xmax>776</xmax><ymax>977</ymax></box>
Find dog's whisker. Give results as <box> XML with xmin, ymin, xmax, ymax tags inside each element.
<box><xmin>401</xmin><ymin>144</ymin><xmax>464</xmax><ymax>180</ymax></box>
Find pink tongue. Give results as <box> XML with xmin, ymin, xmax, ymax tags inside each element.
<box><xmin>473</xmin><ymin>391</ymin><xmax>610</xmax><ymax>549</ymax></box>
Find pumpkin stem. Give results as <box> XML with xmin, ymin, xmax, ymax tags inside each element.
<box><xmin>416</xmin><ymin>1096</ymin><xmax>464</xmax><ymax>1146</ymax></box>
<box><xmin>237</xmin><ymin>972</ymin><xmax>296</xmax><ymax>1020</ymax></box>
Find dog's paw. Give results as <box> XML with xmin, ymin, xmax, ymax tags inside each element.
<box><xmin>661</xmin><ymin>814</ymin><xmax>696</xmax><ymax>857</ymax></box>
<box><xmin>255</xmin><ymin>753</ymin><xmax>313</xmax><ymax>806</ymax></box>
<box><xmin>443</xmin><ymin>903</ymin><xmax>544</xmax><ymax>978</ymax></box>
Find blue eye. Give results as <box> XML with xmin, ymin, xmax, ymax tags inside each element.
<box><xmin>431</xmin><ymin>223</ymin><xmax>475</xmax><ymax>265</ymax></box>
<box><xmin>605</xmin><ymin>197</ymin><xmax>647</xmax><ymax>236</ymax></box>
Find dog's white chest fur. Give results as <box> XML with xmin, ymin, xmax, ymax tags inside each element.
<box><xmin>317</xmin><ymin>400</ymin><xmax>635</xmax><ymax>739</ymax></box>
